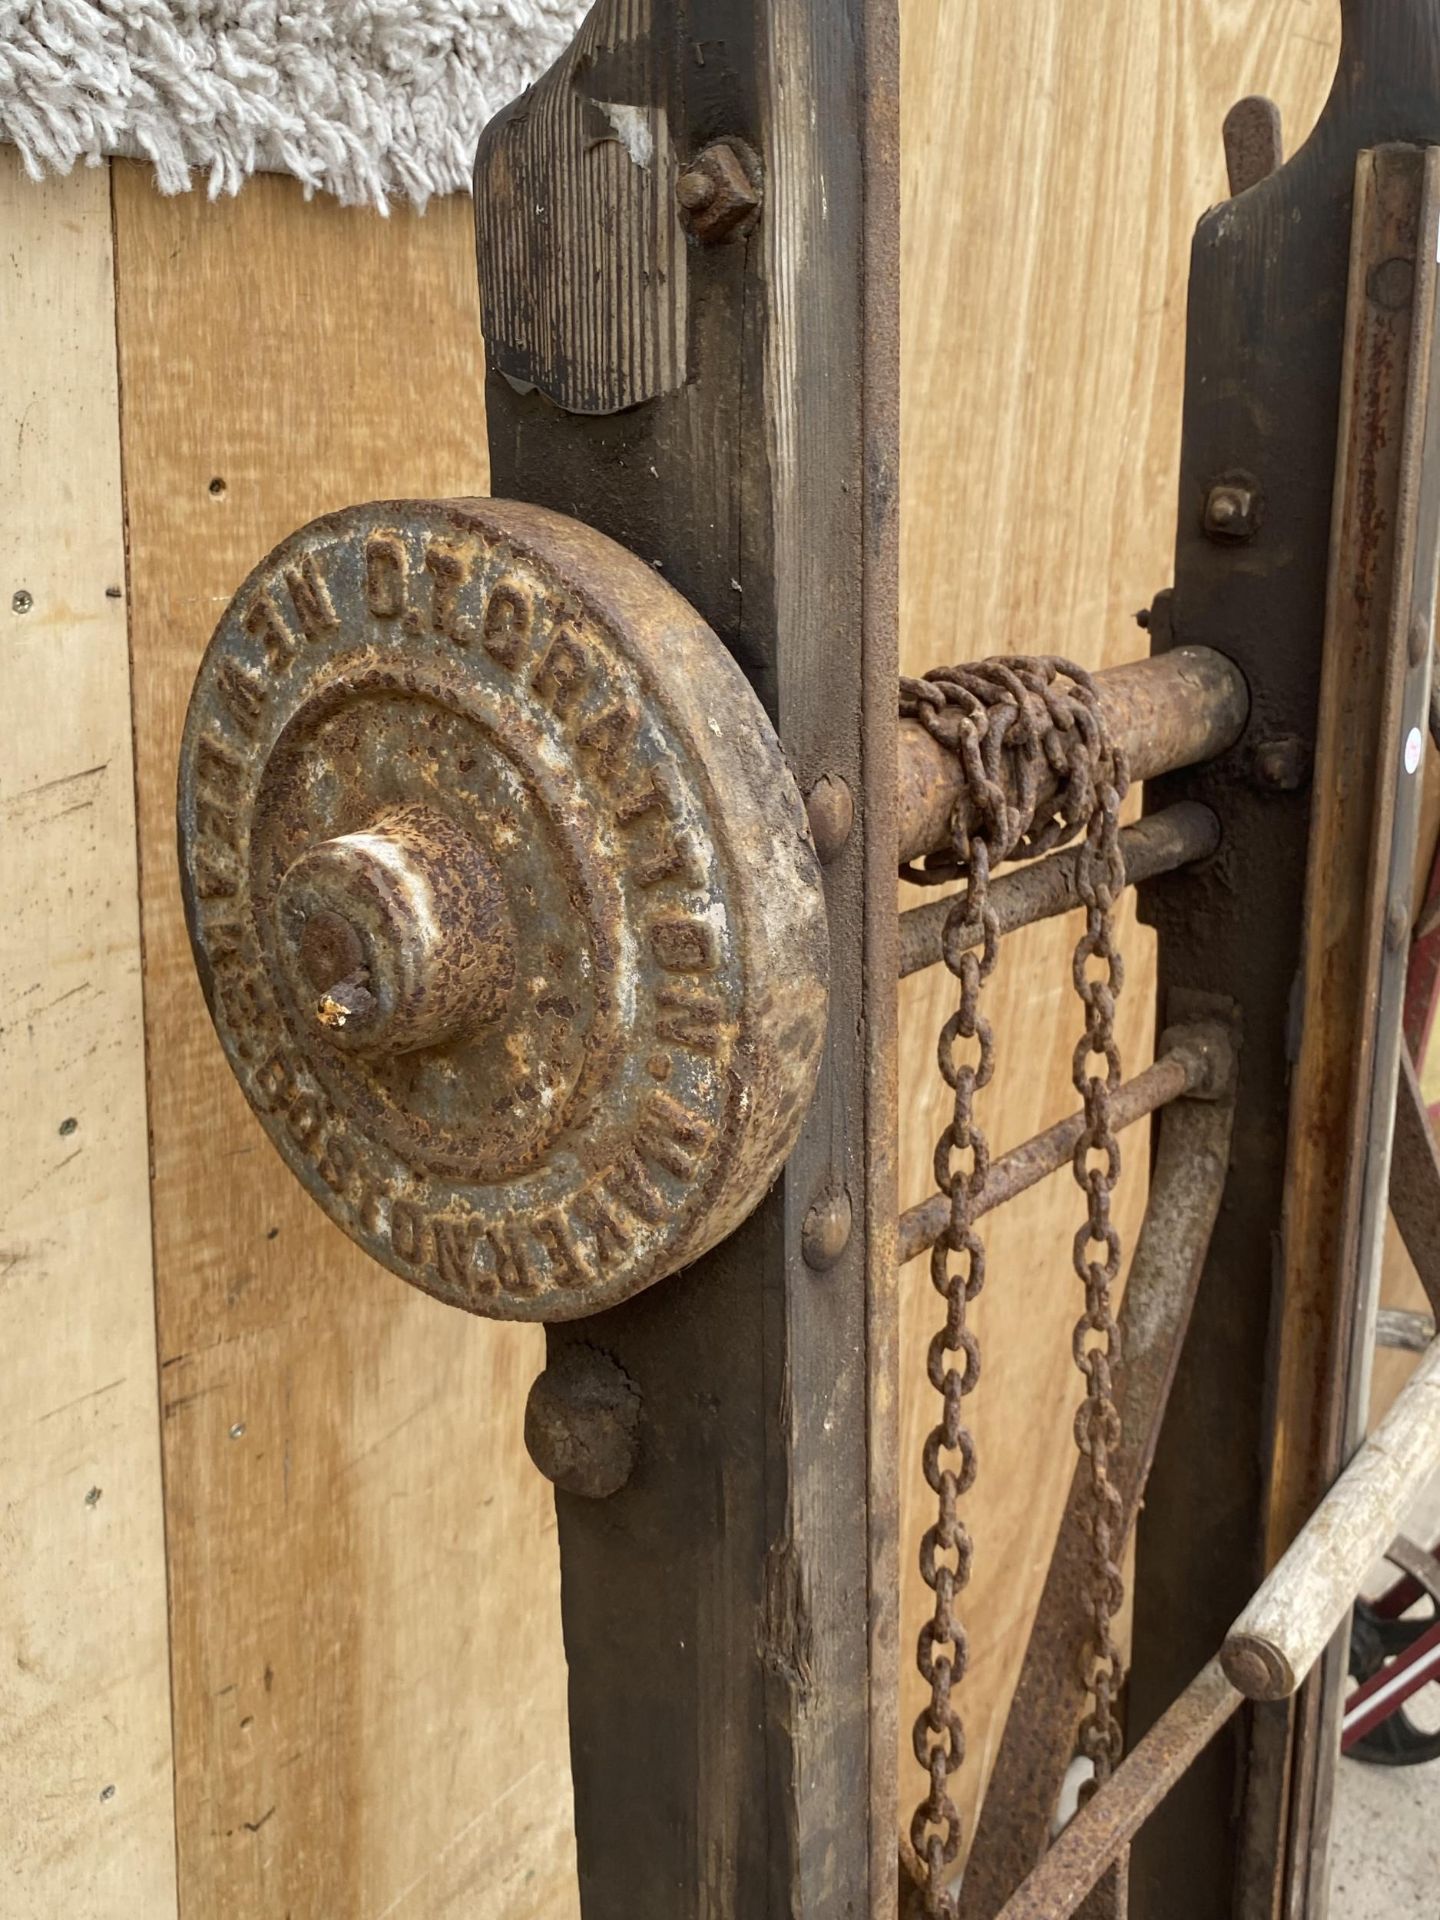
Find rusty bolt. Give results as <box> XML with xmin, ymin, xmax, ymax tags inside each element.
<box><xmin>1251</xmin><ymin>734</ymin><xmax>1309</xmax><ymax>792</ymax></box>
<box><xmin>1203</xmin><ymin>478</ymin><xmax>1261</xmax><ymax>542</ymax></box>
<box><xmin>524</xmin><ymin>1346</ymin><xmax>641</xmax><ymax>1499</ymax></box>
<box><xmin>805</xmin><ymin>773</ymin><xmax>855</xmax><ymax>865</ymax></box>
<box><xmin>802</xmin><ymin>1186</ymin><xmax>853</xmax><ymax>1271</ymax></box>
<box><xmin>677</xmin><ymin>140</ymin><xmax>762</xmax><ymax>245</ymax></box>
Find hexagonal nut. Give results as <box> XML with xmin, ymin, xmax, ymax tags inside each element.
<box><xmin>676</xmin><ymin>140</ymin><xmax>762</xmax><ymax>245</ymax></box>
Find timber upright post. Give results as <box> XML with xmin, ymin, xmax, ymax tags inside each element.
<box><xmin>1133</xmin><ymin>6</ymin><xmax>1440</xmax><ymax>1918</ymax></box>
<box><xmin>473</xmin><ymin>5</ymin><xmax>900</xmax><ymax>1917</ymax></box>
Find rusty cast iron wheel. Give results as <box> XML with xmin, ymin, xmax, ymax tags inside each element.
<box><xmin>178</xmin><ymin>498</ymin><xmax>828</xmax><ymax>1320</ymax></box>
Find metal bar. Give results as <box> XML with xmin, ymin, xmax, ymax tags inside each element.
<box><xmin>1131</xmin><ymin>28</ymin><xmax>1440</xmax><ymax>1914</ymax></box>
<box><xmin>896</xmin><ymin>648</ymin><xmax>1247</xmax><ymax>867</ymax></box>
<box><xmin>898</xmin><ymin>803</ymin><xmax>1219</xmax><ymax>978</ymax></box>
<box><xmin>1342</xmin><ymin>1615</ymin><xmax>1440</xmax><ymax>1748</ymax></box>
<box><xmin>959</xmin><ymin>1005</ymin><xmax>1238</xmax><ymax>1920</ymax></box>
<box><xmin>897</xmin><ymin>1032</ymin><xmax>1224</xmax><ymax>1265</ymax></box>
<box><xmin>992</xmin><ymin>1661</ymin><xmax>1243</xmax><ymax>1920</ymax></box>
<box><xmin>1390</xmin><ymin>1048</ymin><xmax>1440</xmax><ymax>1319</ymax></box>
<box><xmin>1223</xmin><ymin>1336</ymin><xmax>1440</xmax><ymax>1700</ymax></box>
<box><xmin>1262</xmin><ymin>141</ymin><xmax>1440</xmax><ymax>1920</ymax></box>
<box><xmin>476</xmin><ymin>2</ymin><xmax>899</xmax><ymax>1913</ymax></box>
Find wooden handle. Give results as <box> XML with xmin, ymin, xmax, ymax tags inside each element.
<box><xmin>1222</xmin><ymin>1339</ymin><xmax>1440</xmax><ymax>1699</ymax></box>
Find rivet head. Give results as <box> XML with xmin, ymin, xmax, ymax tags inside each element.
<box><xmin>524</xmin><ymin>1346</ymin><xmax>641</xmax><ymax>1499</ymax></box>
<box><xmin>802</xmin><ymin>1187</ymin><xmax>853</xmax><ymax>1271</ymax></box>
<box><xmin>804</xmin><ymin>773</ymin><xmax>855</xmax><ymax>865</ymax></box>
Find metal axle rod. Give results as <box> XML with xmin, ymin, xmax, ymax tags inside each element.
<box><xmin>897</xmin><ymin>646</ymin><xmax>1247</xmax><ymax>867</ymax></box>
<box><xmin>898</xmin><ymin>803</ymin><xmax>1220</xmax><ymax>977</ymax></box>
<box><xmin>992</xmin><ymin>1659</ymin><xmax>1242</xmax><ymax>1920</ymax></box>
<box><xmin>897</xmin><ymin>1030</ymin><xmax>1228</xmax><ymax>1265</ymax></box>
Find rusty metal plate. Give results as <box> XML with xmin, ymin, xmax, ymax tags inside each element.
<box><xmin>178</xmin><ymin>497</ymin><xmax>828</xmax><ymax>1320</ymax></box>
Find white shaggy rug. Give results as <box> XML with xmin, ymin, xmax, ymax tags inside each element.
<box><xmin>0</xmin><ymin>0</ymin><xmax>588</xmax><ymax>210</ymax></box>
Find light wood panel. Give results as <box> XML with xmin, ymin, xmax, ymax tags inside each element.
<box><xmin>111</xmin><ymin>166</ymin><xmax>577</xmax><ymax>1920</ymax></box>
<box><xmin>897</xmin><ymin>0</ymin><xmax>1343</xmax><ymax>1849</ymax></box>
<box><xmin>0</xmin><ymin>152</ymin><xmax>177</xmax><ymax>1918</ymax></box>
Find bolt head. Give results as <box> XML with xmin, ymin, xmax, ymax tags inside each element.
<box><xmin>802</xmin><ymin>1187</ymin><xmax>853</xmax><ymax>1271</ymax></box>
<box><xmin>525</xmin><ymin>1347</ymin><xmax>641</xmax><ymax>1499</ymax></box>
<box><xmin>804</xmin><ymin>773</ymin><xmax>855</xmax><ymax>865</ymax></box>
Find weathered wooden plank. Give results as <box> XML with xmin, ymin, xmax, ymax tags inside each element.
<box><xmin>477</xmin><ymin>1</ymin><xmax>898</xmax><ymax>1911</ymax></box>
<box><xmin>0</xmin><ymin>150</ymin><xmax>177</xmax><ymax>1920</ymax></box>
<box><xmin>111</xmin><ymin>164</ymin><xmax>578</xmax><ymax>1920</ymax></box>
<box><xmin>897</xmin><ymin>0</ymin><xmax>1341</xmax><ymax>1870</ymax></box>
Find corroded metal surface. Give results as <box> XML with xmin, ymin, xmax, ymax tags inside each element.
<box><xmin>898</xmin><ymin>803</ymin><xmax>1220</xmax><ymax>978</ymax></box>
<box><xmin>994</xmin><ymin>1661</ymin><xmax>1242</xmax><ymax>1920</ymax></box>
<box><xmin>896</xmin><ymin>647</ymin><xmax>1247</xmax><ymax>868</ymax></box>
<box><xmin>896</xmin><ymin>1040</ymin><xmax>1216</xmax><ymax>1265</ymax></box>
<box><xmin>961</xmin><ymin>1010</ymin><xmax>1239</xmax><ymax>1920</ymax></box>
<box><xmin>178</xmin><ymin>497</ymin><xmax>828</xmax><ymax>1321</ymax></box>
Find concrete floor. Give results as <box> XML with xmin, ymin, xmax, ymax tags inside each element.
<box><xmin>1330</xmin><ymin>1748</ymin><xmax>1440</xmax><ymax>1918</ymax></box>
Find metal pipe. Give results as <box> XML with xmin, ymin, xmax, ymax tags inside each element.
<box><xmin>897</xmin><ymin>646</ymin><xmax>1248</xmax><ymax>866</ymax></box>
<box><xmin>897</xmin><ymin>1032</ymin><xmax>1229</xmax><ymax>1265</ymax></box>
<box><xmin>992</xmin><ymin>1659</ymin><xmax>1242</xmax><ymax>1920</ymax></box>
<box><xmin>898</xmin><ymin>803</ymin><xmax>1220</xmax><ymax>977</ymax></box>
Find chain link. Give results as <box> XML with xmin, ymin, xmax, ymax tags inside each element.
<box><xmin>1068</xmin><ymin>698</ymin><xmax>1130</xmax><ymax>1790</ymax></box>
<box><xmin>898</xmin><ymin>658</ymin><xmax>1129</xmax><ymax>1912</ymax></box>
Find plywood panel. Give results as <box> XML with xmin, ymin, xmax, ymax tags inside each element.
<box><xmin>0</xmin><ymin>151</ymin><xmax>177</xmax><ymax>1918</ymax></box>
<box><xmin>111</xmin><ymin>166</ymin><xmax>576</xmax><ymax>1919</ymax></box>
<box><xmin>897</xmin><ymin>0</ymin><xmax>1343</xmax><ymax>1850</ymax></box>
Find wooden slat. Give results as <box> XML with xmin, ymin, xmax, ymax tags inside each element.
<box><xmin>897</xmin><ymin>0</ymin><xmax>1341</xmax><ymax>1864</ymax></box>
<box><xmin>478</xmin><ymin>0</ymin><xmax>898</xmax><ymax>1910</ymax></box>
<box><xmin>0</xmin><ymin>151</ymin><xmax>177</xmax><ymax>1918</ymax></box>
<box><xmin>110</xmin><ymin>165</ymin><xmax>577</xmax><ymax>1920</ymax></box>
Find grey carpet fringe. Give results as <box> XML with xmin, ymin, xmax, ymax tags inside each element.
<box><xmin>0</xmin><ymin>1</ymin><xmax>588</xmax><ymax>211</ymax></box>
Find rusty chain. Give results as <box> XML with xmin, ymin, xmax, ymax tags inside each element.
<box><xmin>897</xmin><ymin>658</ymin><xmax>1130</xmax><ymax>1914</ymax></box>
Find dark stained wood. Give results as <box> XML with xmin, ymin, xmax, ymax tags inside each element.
<box><xmin>475</xmin><ymin>2</ymin><xmax>898</xmax><ymax>1913</ymax></box>
<box><xmin>1132</xmin><ymin>11</ymin><xmax>1440</xmax><ymax>1917</ymax></box>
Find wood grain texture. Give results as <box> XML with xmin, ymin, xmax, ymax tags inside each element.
<box><xmin>475</xmin><ymin>0</ymin><xmax>687</xmax><ymax>414</ymax></box>
<box><xmin>481</xmin><ymin>1</ymin><xmax>898</xmax><ymax>1911</ymax></box>
<box><xmin>897</xmin><ymin>0</ymin><xmax>1341</xmax><ymax>1862</ymax></box>
<box><xmin>0</xmin><ymin>151</ymin><xmax>177</xmax><ymax>1919</ymax></box>
<box><xmin>111</xmin><ymin>165</ymin><xmax>577</xmax><ymax>1920</ymax></box>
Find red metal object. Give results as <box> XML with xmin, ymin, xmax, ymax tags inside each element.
<box><xmin>1342</xmin><ymin>1618</ymin><xmax>1440</xmax><ymax>1751</ymax></box>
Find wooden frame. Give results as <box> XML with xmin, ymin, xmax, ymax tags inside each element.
<box><xmin>475</xmin><ymin>3</ymin><xmax>899</xmax><ymax>1912</ymax></box>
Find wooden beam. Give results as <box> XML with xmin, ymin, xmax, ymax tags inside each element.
<box><xmin>0</xmin><ymin>151</ymin><xmax>176</xmax><ymax>1918</ymax></box>
<box><xmin>111</xmin><ymin>165</ymin><xmax>578</xmax><ymax>1920</ymax></box>
<box><xmin>476</xmin><ymin>1</ymin><xmax>899</xmax><ymax>1911</ymax></box>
